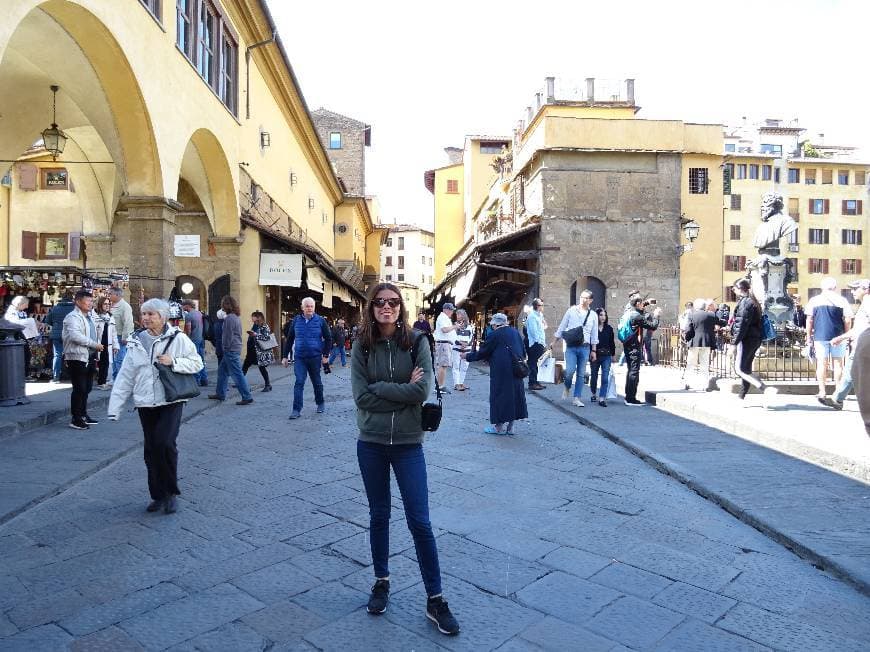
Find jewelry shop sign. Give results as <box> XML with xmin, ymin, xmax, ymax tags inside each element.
<box><xmin>259</xmin><ymin>253</ymin><xmax>303</xmax><ymax>287</ymax></box>
<box><xmin>173</xmin><ymin>235</ymin><xmax>201</xmax><ymax>257</ymax></box>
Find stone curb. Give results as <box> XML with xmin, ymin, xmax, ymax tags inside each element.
<box><xmin>0</xmin><ymin>366</ymin><xmax>293</xmax><ymax>526</ymax></box>
<box><xmin>0</xmin><ymin>395</ymin><xmax>110</xmax><ymax>440</ymax></box>
<box><xmin>471</xmin><ymin>363</ymin><xmax>870</xmax><ymax>598</ymax></box>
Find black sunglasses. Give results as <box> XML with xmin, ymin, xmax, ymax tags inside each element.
<box><xmin>372</xmin><ymin>297</ymin><xmax>402</xmax><ymax>308</ymax></box>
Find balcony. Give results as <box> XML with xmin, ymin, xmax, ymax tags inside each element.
<box><xmin>788</xmin><ymin>243</ymin><xmax>800</xmax><ymax>253</ymax></box>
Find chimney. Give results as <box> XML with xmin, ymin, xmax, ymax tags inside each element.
<box><xmin>526</xmin><ymin>106</ymin><xmax>534</xmax><ymax>123</ymax></box>
<box><xmin>535</xmin><ymin>92</ymin><xmax>543</xmax><ymax>110</ymax></box>
<box><xmin>586</xmin><ymin>77</ymin><xmax>595</xmax><ymax>102</ymax></box>
<box><xmin>625</xmin><ymin>79</ymin><xmax>635</xmax><ymax>104</ymax></box>
<box><xmin>517</xmin><ymin>119</ymin><xmax>525</xmax><ymax>134</ymax></box>
<box><xmin>545</xmin><ymin>76</ymin><xmax>555</xmax><ymax>103</ymax></box>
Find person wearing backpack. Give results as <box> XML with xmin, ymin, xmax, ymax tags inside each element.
<box><xmin>554</xmin><ymin>290</ymin><xmax>598</xmax><ymax>407</ymax></box>
<box><xmin>619</xmin><ymin>296</ymin><xmax>661</xmax><ymax>405</ymax></box>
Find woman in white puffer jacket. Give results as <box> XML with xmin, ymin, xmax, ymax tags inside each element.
<box><xmin>109</xmin><ymin>298</ymin><xmax>203</xmax><ymax>515</ymax></box>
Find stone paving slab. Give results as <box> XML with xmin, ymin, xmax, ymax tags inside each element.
<box><xmin>527</xmin><ymin>364</ymin><xmax>870</xmax><ymax>597</ymax></box>
<box><xmin>2</xmin><ymin>365</ymin><xmax>870</xmax><ymax>650</ymax></box>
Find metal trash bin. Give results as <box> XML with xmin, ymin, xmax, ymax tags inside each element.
<box><xmin>0</xmin><ymin>320</ymin><xmax>29</xmax><ymax>407</ymax></box>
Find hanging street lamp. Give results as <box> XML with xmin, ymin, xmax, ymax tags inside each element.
<box><xmin>41</xmin><ymin>85</ymin><xmax>67</xmax><ymax>160</ymax></box>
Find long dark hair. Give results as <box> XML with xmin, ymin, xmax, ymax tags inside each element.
<box><xmin>734</xmin><ymin>278</ymin><xmax>761</xmax><ymax>309</ymax></box>
<box><xmin>357</xmin><ymin>282</ymin><xmax>413</xmax><ymax>352</ymax></box>
<box><xmin>596</xmin><ymin>307</ymin><xmax>609</xmax><ymax>325</ymax></box>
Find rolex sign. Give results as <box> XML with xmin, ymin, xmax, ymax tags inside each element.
<box><xmin>259</xmin><ymin>253</ymin><xmax>303</xmax><ymax>287</ymax></box>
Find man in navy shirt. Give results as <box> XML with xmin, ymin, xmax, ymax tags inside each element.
<box><xmin>282</xmin><ymin>297</ymin><xmax>332</xmax><ymax>419</ymax></box>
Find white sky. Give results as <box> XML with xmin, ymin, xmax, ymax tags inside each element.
<box><xmin>273</xmin><ymin>0</ymin><xmax>870</xmax><ymax>228</ymax></box>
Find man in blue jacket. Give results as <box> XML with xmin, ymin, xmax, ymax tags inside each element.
<box><xmin>46</xmin><ymin>291</ymin><xmax>76</xmax><ymax>382</ymax></box>
<box><xmin>282</xmin><ymin>297</ymin><xmax>332</xmax><ymax>419</ymax></box>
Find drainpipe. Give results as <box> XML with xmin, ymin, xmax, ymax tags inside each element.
<box><xmin>246</xmin><ymin>31</ymin><xmax>277</xmax><ymax>120</ymax></box>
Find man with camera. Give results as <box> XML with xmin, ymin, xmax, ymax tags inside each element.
<box><xmin>622</xmin><ymin>296</ymin><xmax>661</xmax><ymax>405</ymax></box>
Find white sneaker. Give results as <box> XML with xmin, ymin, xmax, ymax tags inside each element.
<box><xmin>562</xmin><ymin>387</ymin><xmax>570</xmax><ymax>400</ymax></box>
<box><xmin>572</xmin><ymin>397</ymin><xmax>584</xmax><ymax>407</ymax></box>
<box><xmin>762</xmin><ymin>386</ymin><xmax>778</xmax><ymax>409</ymax></box>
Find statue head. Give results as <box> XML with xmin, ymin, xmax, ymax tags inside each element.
<box><xmin>761</xmin><ymin>192</ymin><xmax>784</xmax><ymax>221</ymax></box>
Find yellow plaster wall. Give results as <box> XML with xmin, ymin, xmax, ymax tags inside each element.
<box><xmin>238</xmin><ymin>228</ymin><xmax>265</xmax><ymax>319</ymax></box>
<box><xmin>0</xmin><ymin>185</ymin><xmax>9</xmax><ymax>266</ymax></box>
<box><xmin>433</xmin><ymin>164</ymin><xmax>464</xmax><ymax>284</ymax></box>
<box><xmin>463</xmin><ymin>140</ymin><xmax>501</xmax><ymax>233</ymax></box>
<box><xmin>680</xmin><ymin>153</ymin><xmax>725</xmax><ymax>307</ymax></box>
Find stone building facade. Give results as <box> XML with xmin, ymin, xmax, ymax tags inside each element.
<box><xmin>311</xmin><ymin>109</ymin><xmax>370</xmax><ymax>197</ymax></box>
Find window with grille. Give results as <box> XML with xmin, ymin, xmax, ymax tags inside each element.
<box><xmin>842</xmin><ymin>200</ymin><xmax>863</xmax><ymax>215</ymax></box>
<box><xmin>808</xmin><ymin>258</ymin><xmax>829</xmax><ymax>274</ymax></box>
<box><xmin>724</xmin><ymin>255</ymin><xmax>746</xmax><ymax>271</ymax></box>
<box><xmin>856</xmin><ymin>171</ymin><xmax>867</xmax><ymax>185</ymax></box>
<box><xmin>822</xmin><ymin>169</ymin><xmax>832</xmax><ymax>184</ymax></box>
<box><xmin>809</xmin><ymin>199</ymin><xmax>829</xmax><ymax>215</ymax></box>
<box><xmin>398</xmin><ymin>274</ymin><xmax>404</xmax><ymax>282</ymax></box>
<box><xmin>398</xmin><ymin>237</ymin><xmax>405</xmax><ymax>250</ymax></box>
<box><xmin>762</xmin><ymin>165</ymin><xmax>772</xmax><ymax>181</ymax></box>
<box><xmin>749</xmin><ymin>164</ymin><xmax>759</xmax><ymax>180</ymax></box>
<box><xmin>730</xmin><ymin>225</ymin><xmax>741</xmax><ymax>240</ymax></box>
<box><xmin>788</xmin><ymin>168</ymin><xmax>800</xmax><ymax>183</ymax></box>
<box><xmin>689</xmin><ymin>168</ymin><xmax>709</xmax><ymax>194</ymax></box>
<box><xmin>838</xmin><ymin>170</ymin><xmax>850</xmax><ymax>185</ymax></box>
<box><xmin>808</xmin><ymin>228</ymin><xmax>829</xmax><ymax>244</ymax></box>
<box><xmin>730</xmin><ymin>194</ymin><xmax>741</xmax><ymax>210</ymax></box>
<box><xmin>446</xmin><ymin>179</ymin><xmax>459</xmax><ymax>194</ymax></box>
<box><xmin>842</xmin><ymin>259</ymin><xmax>863</xmax><ymax>275</ymax></box>
<box><xmin>804</xmin><ymin>169</ymin><xmax>816</xmax><ymax>185</ymax></box>
<box><xmin>398</xmin><ymin>256</ymin><xmax>404</xmax><ymax>269</ymax></box>
<box><xmin>842</xmin><ymin>229</ymin><xmax>863</xmax><ymax>245</ymax></box>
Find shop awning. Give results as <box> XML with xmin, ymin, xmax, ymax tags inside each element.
<box><xmin>322</xmin><ymin>282</ymin><xmax>333</xmax><ymax>308</ymax></box>
<box><xmin>306</xmin><ymin>264</ymin><xmax>326</xmax><ymax>293</ymax></box>
<box><xmin>259</xmin><ymin>253</ymin><xmax>302</xmax><ymax>287</ymax></box>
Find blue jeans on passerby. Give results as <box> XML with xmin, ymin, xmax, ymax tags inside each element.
<box><xmin>833</xmin><ymin>351</ymin><xmax>855</xmax><ymax>403</ymax></box>
<box><xmin>113</xmin><ymin>342</ymin><xmax>127</xmax><ymax>379</ymax></box>
<box><xmin>51</xmin><ymin>340</ymin><xmax>64</xmax><ymax>381</ymax></box>
<box><xmin>193</xmin><ymin>339</ymin><xmax>208</xmax><ymax>385</ymax></box>
<box><xmin>293</xmin><ymin>356</ymin><xmax>324</xmax><ymax>413</ymax></box>
<box><xmin>563</xmin><ymin>344</ymin><xmax>592</xmax><ymax>398</ymax></box>
<box><xmin>328</xmin><ymin>345</ymin><xmax>346</xmax><ymax>366</ymax></box>
<box><xmin>215</xmin><ymin>351</ymin><xmax>252</xmax><ymax>401</ymax></box>
<box><xmin>590</xmin><ymin>354</ymin><xmax>613</xmax><ymax>399</ymax></box>
<box><xmin>357</xmin><ymin>440</ymin><xmax>442</xmax><ymax>597</ymax></box>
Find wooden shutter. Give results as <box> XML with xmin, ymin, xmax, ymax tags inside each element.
<box><xmin>69</xmin><ymin>232</ymin><xmax>82</xmax><ymax>260</ymax></box>
<box><xmin>858</xmin><ymin>200</ymin><xmax>863</xmax><ymax>215</ymax></box>
<box><xmin>808</xmin><ymin>199</ymin><xmax>814</xmax><ymax>213</ymax></box>
<box><xmin>823</xmin><ymin>259</ymin><xmax>829</xmax><ymax>274</ymax></box>
<box><xmin>842</xmin><ymin>200</ymin><xmax>848</xmax><ymax>214</ymax></box>
<box><xmin>21</xmin><ymin>230</ymin><xmax>37</xmax><ymax>259</ymax></box>
<box><xmin>824</xmin><ymin>199</ymin><xmax>830</xmax><ymax>214</ymax></box>
<box><xmin>858</xmin><ymin>260</ymin><xmax>864</xmax><ymax>274</ymax></box>
<box><xmin>17</xmin><ymin>164</ymin><xmax>37</xmax><ymax>191</ymax></box>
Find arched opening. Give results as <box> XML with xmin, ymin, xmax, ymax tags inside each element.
<box><xmin>176</xmin><ymin>275</ymin><xmax>206</xmax><ymax>311</ymax></box>
<box><xmin>570</xmin><ymin>276</ymin><xmax>607</xmax><ymax>311</ymax></box>
<box><xmin>208</xmin><ymin>274</ymin><xmax>231</xmax><ymax>320</ymax></box>
<box><xmin>0</xmin><ymin>1</ymin><xmax>163</xmax><ymax>201</ymax></box>
<box><xmin>180</xmin><ymin>129</ymin><xmax>238</xmax><ymax>237</ymax></box>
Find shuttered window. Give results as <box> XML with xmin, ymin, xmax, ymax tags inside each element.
<box><xmin>730</xmin><ymin>194</ymin><xmax>741</xmax><ymax>210</ymax></box>
<box><xmin>17</xmin><ymin>164</ymin><xmax>37</xmax><ymax>191</ymax></box>
<box><xmin>842</xmin><ymin>200</ymin><xmax>863</xmax><ymax>215</ymax></box>
<box><xmin>21</xmin><ymin>231</ymin><xmax>37</xmax><ymax>260</ymax></box>
<box><xmin>808</xmin><ymin>199</ymin><xmax>829</xmax><ymax>215</ymax></box>
<box><xmin>842</xmin><ymin>259</ymin><xmax>862</xmax><ymax>275</ymax></box>
<box><xmin>808</xmin><ymin>258</ymin><xmax>829</xmax><ymax>274</ymax></box>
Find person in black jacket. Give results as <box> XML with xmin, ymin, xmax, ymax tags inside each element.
<box><xmin>622</xmin><ymin>297</ymin><xmax>661</xmax><ymax>405</ymax></box>
<box><xmin>589</xmin><ymin>308</ymin><xmax>615</xmax><ymax>407</ymax></box>
<box><xmin>683</xmin><ymin>299</ymin><xmax>718</xmax><ymax>391</ymax></box>
<box><xmin>731</xmin><ymin>278</ymin><xmax>777</xmax><ymax>406</ymax></box>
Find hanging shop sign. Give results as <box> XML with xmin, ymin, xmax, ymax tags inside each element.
<box><xmin>306</xmin><ymin>266</ymin><xmax>325</xmax><ymax>293</ymax></box>
<box><xmin>173</xmin><ymin>235</ymin><xmax>201</xmax><ymax>258</ymax></box>
<box><xmin>259</xmin><ymin>253</ymin><xmax>303</xmax><ymax>287</ymax></box>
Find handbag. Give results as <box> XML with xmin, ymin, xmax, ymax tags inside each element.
<box><xmin>154</xmin><ymin>331</ymin><xmax>201</xmax><ymax>402</ymax></box>
<box><xmin>256</xmin><ymin>333</ymin><xmax>278</xmax><ymax>351</ymax></box>
<box><xmin>506</xmin><ymin>343</ymin><xmax>530</xmax><ymax>379</ymax></box>
<box><xmin>562</xmin><ymin>309</ymin><xmax>592</xmax><ymax>347</ymax></box>
<box><xmin>413</xmin><ymin>334</ymin><xmax>442</xmax><ymax>431</ymax></box>
<box><xmin>761</xmin><ymin>314</ymin><xmax>776</xmax><ymax>342</ymax></box>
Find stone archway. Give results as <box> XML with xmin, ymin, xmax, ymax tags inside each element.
<box><xmin>570</xmin><ymin>276</ymin><xmax>607</xmax><ymax>311</ymax></box>
<box><xmin>181</xmin><ymin>129</ymin><xmax>238</xmax><ymax>238</ymax></box>
<box><xmin>176</xmin><ymin>275</ymin><xmax>206</xmax><ymax>311</ymax></box>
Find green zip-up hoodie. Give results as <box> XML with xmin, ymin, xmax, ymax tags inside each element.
<box><xmin>351</xmin><ymin>331</ymin><xmax>433</xmax><ymax>445</ymax></box>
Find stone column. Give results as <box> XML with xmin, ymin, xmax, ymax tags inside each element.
<box><xmin>112</xmin><ymin>196</ymin><xmax>181</xmax><ymax>313</ymax></box>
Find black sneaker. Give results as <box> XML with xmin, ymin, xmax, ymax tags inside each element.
<box><xmin>84</xmin><ymin>415</ymin><xmax>99</xmax><ymax>425</ymax></box>
<box><xmin>426</xmin><ymin>596</ymin><xmax>460</xmax><ymax>635</ymax></box>
<box><xmin>366</xmin><ymin>579</ymin><xmax>389</xmax><ymax>615</ymax></box>
<box><xmin>69</xmin><ymin>419</ymin><xmax>89</xmax><ymax>430</ymax></box>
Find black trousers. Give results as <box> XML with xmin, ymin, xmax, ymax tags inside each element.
<box><xmin>97</xmin><ymin>328</ymin><xmax>110</xmax><ymax>385</ymax></box>
<box><xmin>243</xmin><ymin>353</ymin><xmax>270</xmax><ymax>385</ymax></box>
<box><xmin>624</xmin><ymin>346</ymin><xmax>643</xmax><ymax>402</ymax></box>
<box><xmin>526</xmin><ymin>342</ymin><xmax>545</xmax><ymax>386</ymax></box>
<box><xmin>137</xmin><ymin>402</ymin><xmax>183</xmax><ymax>501</ymax></box>
<box><xmin>67</xmin><ymin>359</ymin><xmax>95</xmax><ymax>420</ymax></box>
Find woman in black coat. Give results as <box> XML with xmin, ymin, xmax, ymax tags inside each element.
<box><xmin>464</xmin><ymin>313</ymin><xmax>528</xmax><ymax>434</ymax></box>
<box><xmin>731</xmin><ymin>278</ymin><xmax>775</xmax><ymax>404</ymax></box>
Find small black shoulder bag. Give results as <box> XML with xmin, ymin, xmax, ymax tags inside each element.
<box><xmin>412</xmin><ymin>333</ymin><xmax>443</xmax><ymax>432</ymax></box>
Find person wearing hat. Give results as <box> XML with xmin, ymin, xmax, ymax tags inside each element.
<box><xmin>434</xmin><ymin>303</ymin><xmax>459</xmax><ymax>393</ymax></box>
<box><xmin>525</xmin><ymin>298</ymin><xmax>547</xmax><ymax>390</ymax></box>
<box><xmin>821</xmin><ymin>279</ymin><xmax>870</xmax><ymax>410</ymax></box>
<box><xmin>463</xmin><ymin>313</ymin><xmax>528</xmax><ymax>434</ymax></box>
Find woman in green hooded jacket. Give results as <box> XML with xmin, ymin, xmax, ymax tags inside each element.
<box><xmin>350</xmin><ymin>282</ymin><xmax>460</xmax><ymax>636</ymax></box>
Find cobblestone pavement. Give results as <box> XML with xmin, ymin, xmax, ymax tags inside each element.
<box><xmin>1</xmin><ymin>365</ymin><xmax>869</xmax><ymax>650</ymax></box>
